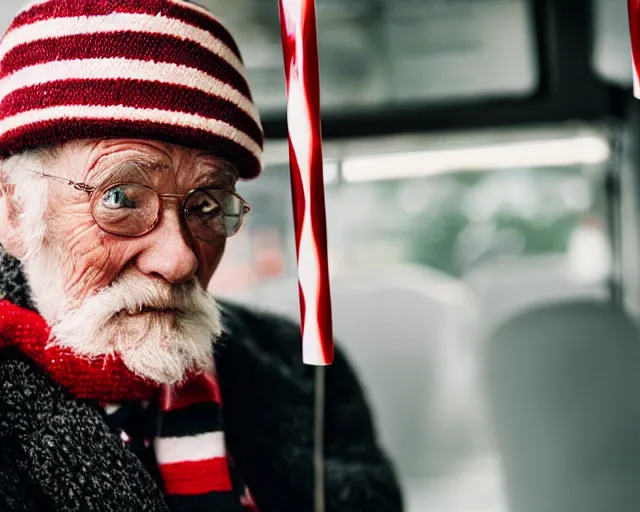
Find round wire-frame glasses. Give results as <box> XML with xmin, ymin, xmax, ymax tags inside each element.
<box><xmin>25</xmin><ymin>169</ymin><xmax>251</xmax><ymax>242</ymax></box>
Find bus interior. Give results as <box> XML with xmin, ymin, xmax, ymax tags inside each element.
<box><xmin>210</xmin><ymin>0</ymin><xmax>640</xmax><ymax>510</ymax></box>
<box><xmin>2</xmin><ymin>0</ymin><xmax>638</xmax><ymax>510</ymax></box>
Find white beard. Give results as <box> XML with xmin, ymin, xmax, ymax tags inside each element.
<box><xmin>22</xmin><ymin>244</ymin><xmax>222</xmax><ymax>386</ymax></box>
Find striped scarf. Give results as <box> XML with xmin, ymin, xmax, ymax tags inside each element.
<box><xmin>104</xmin><ymin>372</ymin><xmax>259</xmax><ymax>511</ymax></box>
<box><xmin>0</xmin><ymin>299</ymin><xmax>257</xmax><ymax>511</ymax></box>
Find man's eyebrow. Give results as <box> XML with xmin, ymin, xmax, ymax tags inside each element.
<box><xmin>195</xmin><ymin>162</ymin><xmax>239</xmax><ymax>188</ymax></box>
<box><xmin>89</xmin><ymin>159</ymin><xmax>167</xmax><ymax>187</ymax></box>
<box><xmin>86</xmin><ymin>157</ymin><xmax>238</xmax><ymax>188</ymax></box>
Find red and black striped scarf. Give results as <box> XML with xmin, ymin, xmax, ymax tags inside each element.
<box><xmin>0</xmin><ymin>299</ymin><xmax>257</xmax><ymax>511</ymax></box>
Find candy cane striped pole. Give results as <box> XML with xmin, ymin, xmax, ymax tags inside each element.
<box><xmin>279</xmin><ymin>0</ymin><xmax>334</xmax><ymax>366</ymax></box>
<box><xmin>629</xmin><ymin>0</ymin><xmax>640</xmax><ymax>98</ymax></box>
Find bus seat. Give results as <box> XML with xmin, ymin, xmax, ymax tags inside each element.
<box><xmin>485</xmin><ymin>300</ymin><xmax>640</xmax><ymax>512</ymax></box>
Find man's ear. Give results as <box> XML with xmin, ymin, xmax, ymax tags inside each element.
<box><xmin>0</xmin><ymin>173</ymin><xmax>26</xmax><ymax>259</ymax></box>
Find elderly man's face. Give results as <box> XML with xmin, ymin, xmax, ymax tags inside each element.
<box><xmin>44</xmin><ymin>138</ymin><xmax>229</xmax><ymax>292</ymax></box>
<box><xmin>0</xmin><ymin>138</ymin><xmax>236</xmax><ymax>384</ymax></box>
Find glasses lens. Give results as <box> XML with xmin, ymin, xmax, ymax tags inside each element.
<box><xmin>184</xmin><ymin>189</ymin><xmax>247</xmax><ymax>241</ymax></box>
<box><xmin>92</xmin><ymin>183</ymin><xmax>159</xmax><ymax>236</ymax></box>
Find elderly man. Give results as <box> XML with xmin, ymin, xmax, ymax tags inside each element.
<box><xmin>0</xmin><ymin>1</ymin><xmax>402</xmax><ymax>511</ymax></box>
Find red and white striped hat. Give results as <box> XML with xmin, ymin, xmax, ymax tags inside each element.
<box><xmin>0</xmin><ymin>0</ymin><xmax>264</xmax><ymax>179</ymax></box>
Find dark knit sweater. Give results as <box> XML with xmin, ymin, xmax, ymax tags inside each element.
<box><xmin>0</xmin><ymin>248</ymin><xmax>403</xmax><ymax>511</ymax></box>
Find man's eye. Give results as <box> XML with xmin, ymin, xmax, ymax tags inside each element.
<box><xmin>187</xmin><ymin>194</ymin><xmax>220</xmax><ymax>216</ymax></box>
<box><xmin>102</xmin><ymin>186</ymin><xmax>136</xmax><ymax>209</ymax></box>
<box><xmin>199</xmin><ymin>200</ymin><xmax>219</xmax><ymax>214</ymax></box>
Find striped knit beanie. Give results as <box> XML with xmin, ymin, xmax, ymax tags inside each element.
<box><xmin>0</xmin><ymin>0</ymin><xmax>264</xmax><ymax>179</ymax></box>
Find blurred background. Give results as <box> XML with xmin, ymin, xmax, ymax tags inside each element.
<box><xmin>205</xmin><ymin>0</ymin><xmax>638</xmax><ymax>511</ymax></box>
<box><xmin>2</xmin><ymin>0</ymin><xmax>638</xmax><ymax>510</ymax></box>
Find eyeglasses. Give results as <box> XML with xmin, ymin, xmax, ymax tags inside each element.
<box><xmin>25</xmin><ymin>169</ymin><xmax>251</xmax><ymax>242</ymax></box>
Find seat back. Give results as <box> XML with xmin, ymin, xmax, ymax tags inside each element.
<box><xmin>485</xmin><ymin>301</ymin><xmax>640</xmax><ymax>512</ymax></box>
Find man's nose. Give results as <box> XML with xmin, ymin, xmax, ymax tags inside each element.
<box><xmin>134</xmin><ymin>208</ymin><xmax>199</xmax><ymax>284</ymax></box>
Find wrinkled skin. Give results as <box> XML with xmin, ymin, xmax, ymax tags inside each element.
<box><xmin>0</xmin><ymin>138</ymin><xmax>234</xmax><ymax>305</ymax></box>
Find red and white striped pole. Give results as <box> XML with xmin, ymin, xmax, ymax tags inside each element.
<box><xmin>279</xmin><ymin>2</ymin><xmax>332</xmax><ymax>508</ymax></box>
<box><xmin>278</xmin><ymin>0</ymin><xmax>334</xmax><ymax>367</ymax></box>
<box><xmin>629</xmin><ymin>0</ymin><xmax>640</xmax><ymax>98</ymax></box>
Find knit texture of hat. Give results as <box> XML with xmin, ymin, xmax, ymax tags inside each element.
<box><xmin>0</xmin><ymin>0</ymin><xmax>264</xmax><ymax>179</ymax></box>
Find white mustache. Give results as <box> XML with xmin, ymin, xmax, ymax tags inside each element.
<box><xmin>47</xmin><ymin>269</ymin><xmax>222</xmax><ymax>385</ymax></box>
<box><xmin>78</xmin><ymin>275</ymin><xmax>194</xmax><ymax>320</ymax></box>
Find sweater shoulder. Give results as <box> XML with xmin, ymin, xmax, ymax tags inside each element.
<box><xmin>218</xmin><ymin>299</ymin><xmax>304</xmax><ymax>364</ymax></box>
<box><xmin>0</xmin><ymin>349</ymin><xmax>57</xmax><ymax>419</ymax></box>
